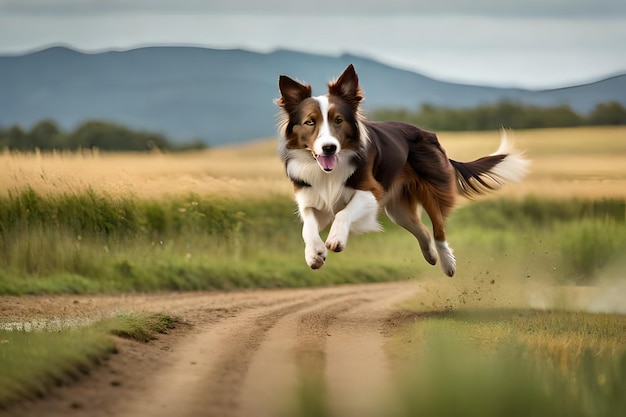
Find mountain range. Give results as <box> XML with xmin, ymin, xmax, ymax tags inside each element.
<box><xmin>1</xmin><ymin>46</ymin><xmax>624</xmax><ymax>145</ymax></box>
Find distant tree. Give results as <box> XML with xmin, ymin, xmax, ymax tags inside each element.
<box><xmin>587</xmin><ymin>101</ymin><xmax>626</xmax><ymax>125</ymax></box>
<box><xmin>0</xmin><ymin>120</ymin><xmax>199</xmax><ymax>151</ymax></box>
<box><xmin>69</xmin><ymin>120</ymin><xmax>171</xmax><ymax>151</ymax></box>
<box><xmin>539</xmin><ymin>105</ymin><xmax>583</xmax><ymax>128</ymax></box>
<box><xmin>27</xmin><ymin>119</ymin><xmax>64</xmax><ymax>149</ymax></box>
<box><xmin>134</xmin><ymin>131</ymin><xmax>171</xmax><ymax>151</ymax></box>
<box><xmin>372</xmin><ymin>100</ymin><xmax>620</xmax><ymax>131</ymax></box>
<box><xmin>0</xmin><ymin>126</ymin><xmax>7</xmax><ymax>148</ymax></box>
<box><xmin>0</xmin><ymin>125</ymin><xmax>27</xmax><ymax>150</ymax></box>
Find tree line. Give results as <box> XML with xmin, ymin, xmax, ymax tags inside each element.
<box><xmin>2</xmin><ymin>101</ymin><xmax>624</xmax><ymax>152</ymax></box>
<box><xmin>0</xmin><ymin>119</ymin><xmax>206</xmax><ymax>152</ymax></box>
<box><xmin>372</xmin><ymin>101</ymin><xmax>626</xmax><ymax>131</ymax></box>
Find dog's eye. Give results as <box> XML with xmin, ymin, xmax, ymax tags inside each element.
<box><xmin>303</xmin><ymin>119</ymin><xmax>315</xmax><ymax>126</ymax></box>
<box><xmin>334</xmin><ymin>117</ymin><xmax>343</xmax><ymax>125</ymax></box>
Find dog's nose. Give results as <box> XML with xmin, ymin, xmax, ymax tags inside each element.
<box><xmin>322</xmin><ymin>144</ymin><xmax>337</xmax><ymax>155</ymax></box>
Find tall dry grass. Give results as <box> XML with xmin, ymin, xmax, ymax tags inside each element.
<box><xmin>1</xmin><ymin>127</ymin><xmax>625</xmax><ymax>199</ymax></box>
<box><xmin>438</xmin><ymin>127</ymin><xmax>626</xmax><ymax>199</ymax></box>
<box><xmin>0</xmin><ymin>140</ymin><xmax>291</xmax><ymax>199</ymax></box>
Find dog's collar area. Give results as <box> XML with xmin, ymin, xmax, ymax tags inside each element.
<box><xmin>290</xmin><ymin>177</ymin><xmax>312</xmax><ymax>188</ymax></box>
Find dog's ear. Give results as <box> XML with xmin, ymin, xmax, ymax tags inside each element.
<box><xmin>276</xmin><ymin>75</ymin><xmax>312</xmax><ymax>110</ymax></box>
<box><xmin>328</xmin><ymin>64</ymin><xmax>363</xmax><ymax>109</ymax></box>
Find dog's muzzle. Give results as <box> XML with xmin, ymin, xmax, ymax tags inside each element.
<box><xmin>316</xmin><ymin>144</ymin><xmax>338</xmax><ymax>172</ymax></box>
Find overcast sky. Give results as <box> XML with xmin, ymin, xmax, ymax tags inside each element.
<box><xmin>1</xmin><ymin>0</ymin><xmax>625</xmax><ymax>88</ymax></box>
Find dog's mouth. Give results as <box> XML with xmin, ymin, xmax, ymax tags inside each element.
<box><xmin>315</xmin><ymin>154</ymin><xmax>338</xmax><ymax>172</ymax></box>
<box><xmin>306</xmin><ymin>146</ymin><xmax>338</xmax><ymax>172</ymax></box>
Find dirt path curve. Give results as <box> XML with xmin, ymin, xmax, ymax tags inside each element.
<box><xmin>3</xmin><ymin>281</ymin><xmax>421</xmax><ymax>417</ymax></box>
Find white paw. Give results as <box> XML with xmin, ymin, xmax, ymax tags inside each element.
<box><xmin>436</xmin><ymin>240</ymin><xmax>456</xmax><ymax>277</ymax></box>
<box><xmin>305</xmin><ymin>239</ymin><xmax>327</xmax><ymax>269</ymax></box>
<box><xmin>326</xmin><ymin>219</ymin><xmax>349</xmax><ymax>253</ymax></box>
<box><xmin>325</xmin><ymin>237</ymin><xmax>345</xmax><ymax>253</ymax></box>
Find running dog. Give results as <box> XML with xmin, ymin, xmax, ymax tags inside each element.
<box><xmin>275</xmin><ymin>64</ymin><xmax>528</xmax><ymax>276</ymax></box>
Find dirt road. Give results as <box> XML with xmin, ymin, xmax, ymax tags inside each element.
<box><xmin>3</xmin><ymin>281</ymin><xmax>421</xmax><ymax>417</ymax></box>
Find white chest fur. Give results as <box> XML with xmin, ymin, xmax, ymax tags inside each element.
<box><xmin>285</xmin><ymin>149</ymin><xmax>358</xmax><ymax>214</ymax></box>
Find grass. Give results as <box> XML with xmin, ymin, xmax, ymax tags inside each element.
<box><xmin>0</xmin><ymin>188</ymin><xmax>421</xmax><ymax>294</ymax></box>
<box><xmin>0</xmin><ymin>312</ymin><xmax>176</xmax><ymax>409</ymax></box>
<box><xmin>451</xmin><ymin>197</ymin><xmax>626</xmax><ymax>284</ymax></box>
<box><xmin>0</xmin><ymin>187</ymin><xmax>624</xmax><ymax>294</ymax></box>
<box><xmin>288</xmin><ymin>289</ymin><xmax>626</xmax><ymax>417</ymax></box>
<box><xmin>386</xmin><ymin>306</ymin><xmax>626</xmax><ymax>417</ymax></box>
<box><xmin>0</xmin><ymin>140</ymin><xmax>291</xmax><ymax>199</ymax></box>
<box><xmin>2</xmin><ymin>127</ymin><xmax>625</xmax><ymax>200</ymax></box>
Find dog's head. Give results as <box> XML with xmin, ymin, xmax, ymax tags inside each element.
<box><xmin>276</xmin><ymin>64</ymin><xmax>366</xmax><ymax>173</ymax></box>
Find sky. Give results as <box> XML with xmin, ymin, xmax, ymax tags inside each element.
<box><xmin>1</xmin><ymin>0</ymin><xmax>625</xmax><ymax>89</ymax></box>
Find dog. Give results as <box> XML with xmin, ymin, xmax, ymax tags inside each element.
<box><xmin>275</xmin><ymin>64</ymin><xmax>528</xmax><ymax>276</ymax></box>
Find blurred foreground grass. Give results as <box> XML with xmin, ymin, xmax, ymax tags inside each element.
<box><xmin>386</xmin><ymin>308</ymin><xmax>626</xmax><ymax>417</ymax></box>
<box><xmin>290</xmin><ymin>289</ymin><xmax>626</xmax><ymax>417</ymax></box>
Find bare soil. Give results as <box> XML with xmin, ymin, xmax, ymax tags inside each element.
<box><xmin>1</xmin><ymin>281</ymin><xmax>421</xmax><ymax>417</ymax></box>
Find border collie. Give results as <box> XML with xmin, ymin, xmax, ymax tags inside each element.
<box><xmin>275</xmin><ymin>64</ymin><xmax>528</xmax><ymax>276</ymax></box>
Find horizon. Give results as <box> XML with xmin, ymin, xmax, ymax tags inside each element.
<box><xmin>1</xmin><ymin>2</ymin><xmax>625</xmax><ymax>89</ymax></box>
<box><xmin>6</xmin><ymin>43</ymin><xmax>625</xmax><ymax>92</ymax></box>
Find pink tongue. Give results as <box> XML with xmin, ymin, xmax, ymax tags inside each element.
<box><xmin>317</xmin><ymin>155</ymin><xmax>337</xmax><ymax>171</ymax></box>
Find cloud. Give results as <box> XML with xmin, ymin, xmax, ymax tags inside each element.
<box><xmin>1</xmin><ymin>0</ymin><xmax>625</xmax><ymax>17</ymax></box>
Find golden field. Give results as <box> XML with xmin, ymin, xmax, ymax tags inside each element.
<box><xmin>1</xmin><ymin>126</ymin><xmax>625</xmax><ymax>199</ymax></box>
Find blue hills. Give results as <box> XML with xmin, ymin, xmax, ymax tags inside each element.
<box><xmin>1</xmin><ymin>46</ymin><xmax>624</xmax><ymax>145</ymax></box>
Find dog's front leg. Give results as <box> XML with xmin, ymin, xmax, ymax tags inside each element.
<box><xmin>300</xmin><ymin>207</ymin><xmax>328</xmax><ymax>269</ymax></box>
<box><xmin>326</xmin><ymin>190</ymin><xmax>380</xmax><ymax>252</ymax></box>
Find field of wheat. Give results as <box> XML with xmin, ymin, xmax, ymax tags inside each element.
<box><xmin>2</xmin><ymin>127</ymin><xmax>625</xmax><ymax>199</ymax></box>
<box><xmin>0</xmin><ymin>138</ymin><xmax>288</xmax><ymax>199</ymax></box>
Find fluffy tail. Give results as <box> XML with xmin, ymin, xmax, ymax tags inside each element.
<box><xmin>449</xmin><ymin>131</ymin><xmax>530</xmax><ymax>198</ymax></box>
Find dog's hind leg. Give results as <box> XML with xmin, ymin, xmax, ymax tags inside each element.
<box><xmin>385</xmin><ymin>195</ymin><xmax>438</xmax><ymax>266</ymax></box>
<box><xmin>419</xmin><ymin>186</ymin><xmax>456</xmax><ymax>277</ymax></box>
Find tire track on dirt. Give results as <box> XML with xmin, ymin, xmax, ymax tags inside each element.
<box><xmin>325</xmin><ymin>286</ymin><xmax>419</xmax><ymax>417</ymax></box>
<box><xmin>2</xmin><ymin>282</ymin><xmax>421</xmax><ymax>417</ymax></box>
<box><xmin>113</xmin><ymin>294</ymin><xmax>325</xmax><ymax>417</ymax></box>
<box><xmin>237</xmin><ymin>292</ymin><xmax>368</xmax><ymax>417</ymax></box>
<box><xmin>113</xmin><ymin>286</ymin><xmax>374</xmax><ymax>417</ymax></box>
<box><xmin>237</xmin><ymin>282</ymin><xmax>420</xmax><ymax>417</ymax></box>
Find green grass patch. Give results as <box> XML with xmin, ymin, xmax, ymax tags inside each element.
<box><xmin>388</xmin><ymin>308</ymin><xmax>626</xmax><ymax>417</ymax></box>
<box><xmin>0</xmin><ymin>188</ymin><xmax>624</xmax><ymax>294</ymax></box>
<box><xmin>286</xmin><ymin>303</ymin><xmax>626</xmax><ymax>417</ymax></box>
<box><xmin>449</xmin><ymin>197</ymin><xmax>626</xmax><ymax>284</ymax></box>
<box><xmin>0</xmin><ymin>312</ymin><xmax>176</xmax><ymax>408</ymax></box>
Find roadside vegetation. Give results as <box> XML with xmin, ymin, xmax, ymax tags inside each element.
<box><xmin>386</xmin><ymin>307</ymin><xmax>626</xmax><ymax>417</ymax></box>
<box><xmin>0</xmin><ymin>312</ymin><xmax>176</xmax><ymax>409</ymax></box>
<box><xmin>383</xmin><ymin>275</ymin><xmax>626</xmax><ymax>417</ymax></box>
<box><xmin>0</xmin><ymin>189</ymin><xmax>624</xmax><ymax>295</ymax></box>
<box><xmin>291</xmin><ymin>306</ymin><xmax>626</xmax><ymax>417</ymax></box>
<box><xmin>0</xmin><ymin>189</ymin><xmax>408</xmax><ymax>294</ymax></box>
